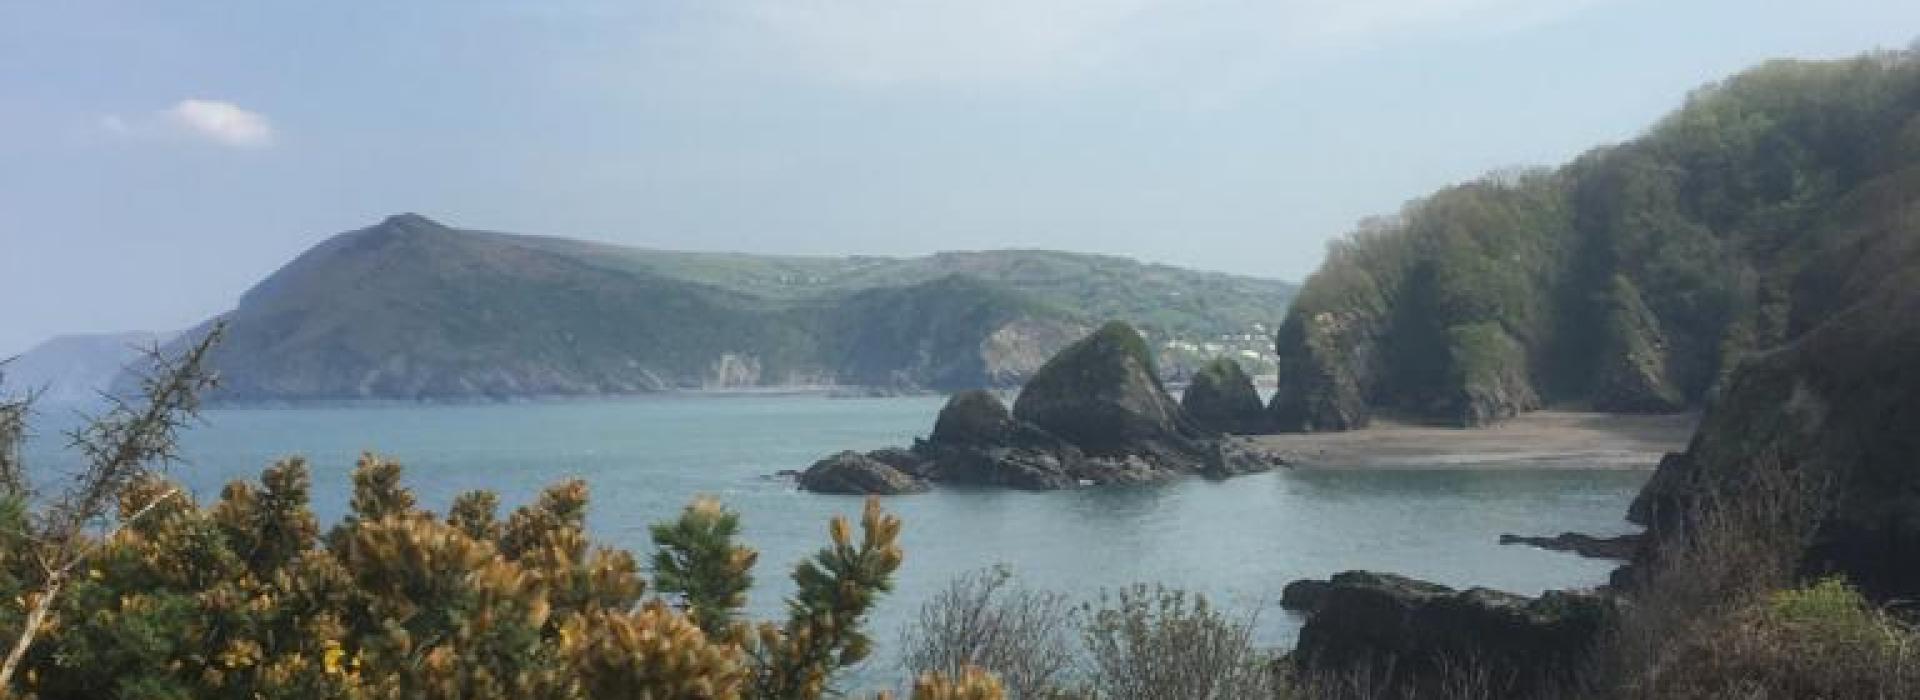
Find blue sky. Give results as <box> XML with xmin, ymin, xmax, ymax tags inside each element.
<box><xmin>3</xmin><ymin>1</ymin><xmax>1918</xmax><ymax>356</ymax></box>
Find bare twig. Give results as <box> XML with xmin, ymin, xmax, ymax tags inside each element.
<box><xmin>0</xmin><ymin>361</ymin><xmax>33</xmax><ymax>498</ymax></box>
<box><xmin>0</xmin><ymin>324</ymin><xmax>223</xmax><ymax>690</ymax></box>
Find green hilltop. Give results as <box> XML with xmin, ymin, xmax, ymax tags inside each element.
<box><xmin>168</xmin><ymin>214</ymin><xmax>1293</xmax><ymax>401</ymax></box>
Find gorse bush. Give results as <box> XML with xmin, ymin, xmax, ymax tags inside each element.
<box><xmin>0</xmin><ymin>454</ymin><xmax>916</xmax><ymax>699</ymax></box>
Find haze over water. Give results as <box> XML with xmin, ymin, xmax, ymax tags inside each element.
<box><xmin>21</xmin><ymin>393</ymin><xmax>1646</xmax><ymax>681</ymax></box>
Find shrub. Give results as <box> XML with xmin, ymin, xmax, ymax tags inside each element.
<box><xmin>1079</xmin><ymin>584</ymin><xmax>1279</xmax><ymax>700</ymax></box>
<box><xmin>899</xmin><ymin>566</ymin><xmax>1077</xmax><ymax>699</ymax></box>
<box><xmin>1633</xmin><ymin>576</ymin><xmax>1920</xmax><ymax>699</ymax></box>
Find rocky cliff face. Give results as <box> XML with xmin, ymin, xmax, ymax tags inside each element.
<box><xmin>1621</xmin><ymin>53</ymin><xmax>1920</xmax><ymax>598</ymax></box>
<box><xmin>1630</xmin><ymin>268</ymin><xmax>1920</xmax><ymax>598</ymax></box>
<box><xmin>1268</xmin><ymin>52</ymin><xmax>1920</xmax><ymax>429</ymax></box>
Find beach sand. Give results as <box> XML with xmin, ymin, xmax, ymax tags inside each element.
<box><xmin>1246</xmin><ymin>411</ymin><xmax>1698</xmax><ymax>470</ymax></box>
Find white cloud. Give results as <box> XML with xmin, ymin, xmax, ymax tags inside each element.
<box><xmin>99</xmin><ymin>99</ymin><xmax>276</xmax><ymax>149</ymax></box>
<box><xmin>701</xmin><ymin>0</ymin><xmax>1602</xmax><ymax>89</ymax></box>
<box><xmin>163</xmin><ymin>99</ymin><xmax>275</xmax><ymax>148</ymax></box>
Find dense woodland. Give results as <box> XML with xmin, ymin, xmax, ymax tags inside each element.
<box><xmin>1273</xmin><ymin>47</ymin><xmax>1920</xmax><ymax>429</ymax></box>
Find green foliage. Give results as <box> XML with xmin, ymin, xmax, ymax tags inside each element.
<box><xmin>1079</xmin><ymin>584</ymin><xmax>1279</xmax><ymax>699</ymax></box>
<box><xmin>1273</xmin><ymin>48</ymin><xmax>1920</xmax><ymax>427</ymax></box>
<box><xmin>1763</xmin><ymin>577</ymin><xmax>1900</xmax><ymax>652</ymax></box>
<box><xmin>649</xmin><ymin>497</ymin><xmax>757</xmax><ymax>639</ymax></box>
<box><xmin>1628</xmin><ymin>576</ymin><xmax>1920</xmax><ymax>699</ymax></box>
<box><xmin>1024</xmin><ymin>321</ymin><xmax>1163</xmax><ymax>399</ymax></box>
<box><xmin>746</xmin><ymin>498</ymin><xmax>906</xmax><ymax>698</ymax></box>
<box><xmin>0</xmin><ymin>454</ymin><xmax>907</xmax><ymax>700</ymax></box>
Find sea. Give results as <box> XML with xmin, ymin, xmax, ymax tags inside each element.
<box><xmin>19</xmin><ymin>393</ymin><xmax>1649</xmax><ymax>690</ymax></box>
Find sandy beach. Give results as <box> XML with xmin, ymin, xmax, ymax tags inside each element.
<box><xmin>1248</xmin><ymin>411</ymin><xmax>1698</xmax><ymax>470</ymax></box>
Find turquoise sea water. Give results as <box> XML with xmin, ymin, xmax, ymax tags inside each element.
<box><xmin>21</xmin><ymin>394</ymin><xmax>1648</xmax><ymax>687</ymax></box>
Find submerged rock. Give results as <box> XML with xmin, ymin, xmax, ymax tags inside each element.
<box><xmin>1181</xmin><ymin>357</ymin><xmax>1270</xmax><ymax>434</ymax></box>
<box><xmin>797</xmin><ymin>450</ymin><xmax>927</xmax><ymax>495</ymax></box>
<box><xmin>1289</xmin><ymin>571</ymin><xmax>1611</xmax><ymax>698</ymax></box>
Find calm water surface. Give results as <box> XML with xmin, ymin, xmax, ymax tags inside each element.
<box><xmin>23</xmin><ymin>394</ymin><xmax>1648</xmax><ymax>685</ymax></box>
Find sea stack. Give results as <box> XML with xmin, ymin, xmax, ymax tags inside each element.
<box><xmin>1181</xmin><ymin>357</ymin><xmax>1270</xmax><ymax>434</ymax></box>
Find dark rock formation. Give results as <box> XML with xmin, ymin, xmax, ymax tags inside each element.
<box><xmin>1014</xmin><ymin>321</ymin><xmax>1202</xmax><ymax>451</ymax></box>
<box><xmin>1629</xmin><ymin>263</ymin><xmax>1920</xmax><ymax>600</ymax></box>
<box><xmin>1499</xmin><ymin>532</ymin><xmax>1641</xmax><ymax>560</ymax></box>
<box><xmin>913</xmin><ymin>390</ymin><xmax>1099</xmax><ymax>490</ymax></box>
<box><xmin>1008</xmin><ymin>321</ymin><xmax>1270</xmax><ymax>479</ymax></box>
<box><xmin>1590</xmin><ymin>276</ymin><xmax>1686</xmax><ymax>413</ymax></box>
<box><xmin>1181</xmin><ymin>357</ymin><xmax>1269</xmax><ymax>434</ymax></box>
<box><xmin>929</xmin><ymin>389</ymin><xmax>1020</xmax><ymax>444</ymax></box>
<box><xmin>797</xmin><ymin>450</ymin><xmax>928</xmax><ymax>495</ymax></box>
<box><xmin>799</xmin><ymin>323</ymin><xmax>1280</xmax><ymax>493</ymax></box>
<box><xmin>1290</xmin><ymin>571</ymin><xmax>1611</xmax><ymax>698</ymax></box>
<box><xmin>1279</xmin><ymin>578</ymin><xmax>1332</xmax><ymax>613</ymax></box>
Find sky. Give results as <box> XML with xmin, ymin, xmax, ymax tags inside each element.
<box><xmin>2</xmin><ymin>1</ymin><xmax>1918</xmax><ymax>357</ymax></box>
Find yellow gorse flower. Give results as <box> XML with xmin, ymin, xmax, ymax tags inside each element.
<box><xmin>322</xmin><ymin>640</ymin><xmax>345</xmax><ymax>675</ymax></box>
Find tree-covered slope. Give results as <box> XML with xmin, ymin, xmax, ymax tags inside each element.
<box><xmin>1271</xmin><ymin>49</ymin><xmax>1920</xmax><ymax>429</ymax></box>
<box><xmin>171</xmin><ymin>214</ymin><xmax>1292</xmax><ymax>401</ymax></box>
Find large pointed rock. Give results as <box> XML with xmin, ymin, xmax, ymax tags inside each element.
<box><xmin>1013</xmin><ymin>321</ymin><xmax>1202</xmax><ymax>451</ymax></box>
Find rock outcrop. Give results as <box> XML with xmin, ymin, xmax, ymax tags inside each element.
<box><xmin>797</xmin><ymin>450</ymin><xmax>928</xmax><ymax>495</ymax></box>
<box><xmin>1629</xmin><ymin>266</ymin><xmax>1920</xmax><ymax>599</ymax></box>
<box><xmin>1499</xmin><ymin>532</ymin><xmax>1641</xmax><ymax>560</ymax></box>
<box><xmin>799</xmin><ymin>322</ymin><xmax>1280</xmax><ymax>494</ymax></box>
<box><xmin>1181</xmin><ymin>357</ymin><xmax>1269</xmax><ymax>434</ymax></box>
<box><xmin>1590</xmin><ymin>276</ymin><xmax>1686</xmax><ymax>413</ymax></box>
<box><xmin>912</xmin><ymin>390</ymin><xmax>1104</xmax><ymax>490</ymax></box>
<box><xmin>1014</xmin><ymin>322</ymin><xmax>1202</xmax><ymax>450</ymax></box>
<box><xmin>1288</xmin><ymin>571</ymin><xmax>1611</xmax><ymax>697</ymax></box>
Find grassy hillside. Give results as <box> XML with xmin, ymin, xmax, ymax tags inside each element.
<box><xmin>504</xmin><ymin>237</ymin><xmax>1294</xmax><ymax>341</ymax></box>
<box><xmin>1271</xmin><ymin>49</ymin><xmax>1920</xmax><ymax>429</ymax></box>
<box><xmin>172</xmin><ymin>214</ymin><xmax>1293</xmax><ymax>401</ymax></box>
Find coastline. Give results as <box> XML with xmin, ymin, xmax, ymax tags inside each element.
<box><xmin>1248</xmin><ymin>410</ymin><xmax>1697</xmax><ymax>470</ymax></box>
